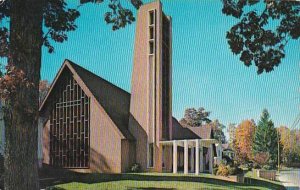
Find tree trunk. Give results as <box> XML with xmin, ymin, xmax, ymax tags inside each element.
<box><xmin>4</xmin><ymin>0</ymin><xmax>45</xmax><ymax>189</ymax></box>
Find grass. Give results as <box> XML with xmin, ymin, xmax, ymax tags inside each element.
<box><xmin>44</xmin><ymin>172</ymin><xmax>286</xmax><ymax>190</ymax></box>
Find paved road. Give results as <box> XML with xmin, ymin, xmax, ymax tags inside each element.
<box><xmin>278</xmin><ymin>169</ymin><xmax>300</xmax><ymax>190</ymax></box>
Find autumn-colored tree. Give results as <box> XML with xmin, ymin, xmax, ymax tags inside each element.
<box><xmin>233</xmin><ymin>119</ymin><xmax>256</xmax><ymax>163</ymax></box>
<box><xmin>253</xmin><ymin>152</ymin><xmax>269</xmax><ymax>168</ymax></box>
<box><xmin>39</xmin><ymin>80</ymin><xmax>50</xmax><ymax>104</ymax></box>
<box><xmin>278</xmin><ymin>126</ymin><xmax>292</xmax><ymax>163</ymax></box>
<box><xmin>0</xmin><ymin>1</ymin><xmax>141</xmax><ymax>189</ymax></box>
<box><xmin>278</xmin><ymin>126</ymin><xmax>300</xmax><ymax>165</ymax></box>
<box><xmin>222</xmin><ymin>0</ymin><xmax>300</xmax><ymax>74</ymax></box>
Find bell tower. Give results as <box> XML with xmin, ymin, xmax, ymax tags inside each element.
<box><xmin>128</xmin><ymin>1</ymin><xmax>172</xmax><ymax>172</ymax></box>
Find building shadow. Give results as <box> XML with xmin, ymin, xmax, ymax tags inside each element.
<box><xmin>126</xmin><ymin>188</ymin><xmax>175</xmax><ymax>190</ymax></box>
<box><xmin>39</xmin><ymin>147</ymin><xmax>112</xmax><ymax>189</ymax></box>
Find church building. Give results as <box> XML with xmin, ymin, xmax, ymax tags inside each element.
<box><xmin>38</xmin><ymin>1</ymin><xmax>217</xmax><ymax>174</ymax></box>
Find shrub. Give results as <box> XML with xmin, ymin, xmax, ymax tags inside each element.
<box><xmin>227</xmin><ymin>165</ymin><xmax>244</xmax><ymax>175</ymax></box>
<box><xmin>213</xmin><ymin>167</ymin><xmax>218</xmax><ymax>175</ymax></box>
<box><xmin>253</xmin><ymin>162</ymin><xmax>261</xmax><ymax>169</ymax></box>
<box><xmin>227</xmin><ymin>166</ymin><xmax>236</xmax><ymax>175</ymax></box>
<box><xmin>253</xmin><ymin>152</ymin><xmax>269</xmax><ymax>168</ymax></box>
<box><xmin>217</xmin><ymin>164</ymin><xmax>229</xmax><ymax>176</ymax></box>
<box><xmin>262</xmin><ymin>164</ymin><xmax>273</xmax><ymax>170</ymax></box>
<box><xmin>236</xmin><ymin>167</ymin><xmax>244</xmax><ymax>175</ymax></box>
<box><xmin>128</xmin><ymin>163</ymin><xmax>141</xmax><ymax>173</ymax></box>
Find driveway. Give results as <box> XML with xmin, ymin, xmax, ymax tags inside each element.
<box><xmin>278</xmin><ymin>169</ymin><xmax>300</xmax><ymax>190</ymax></box>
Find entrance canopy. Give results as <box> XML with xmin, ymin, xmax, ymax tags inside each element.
<box><xmin>160</xmin><ymin>139</ymin><xmax>217</xmax><ymax>175</ymax></box>
<box><xmin>160</xmin><ymin>139</ymin><xmax>217</xmax><ymax>148</ymax></box>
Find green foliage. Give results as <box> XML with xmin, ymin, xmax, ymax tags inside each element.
<box><xmin>226</xmin><ymin>163</ymin><xmax>244</xmax><ymax>175</ymax></box>
<box><xmin>227</xmin><ymin>166</ymin><xmax>236</xmax><ymax>175</ymax></box>
<box><xmin>262</xmin><ymin>164</ymin><xmax>273</xmax><ymax>171</ymax></box>
<box><xmin>227</xmin><ymin>123</ymin><xmax>236</xmax><ymax>147</ymax></box>
<box><xmin>227</xmin><ymin>166</ymin><xmax>243</xmax><ymax>175</ymax></box>
<box><xmin>221</xmin><ymin>0</ymin><xmax>300</xmax><ymax>74</ymax></box>
<box><xmin>210</xmin><ymin>120</ymin><xmax>226</xmax><ymax>144</ymax></box>
<box><xmin>128</xmin><ymin>163</ymin><xmax>141</xmax><ymax>173</ymax></box>
<box><xmin>213</xmin><ymin>167</ymin><xmax>218</xmax><ymax>175</ymax></box>
<box><xmin>179</xmin><ymin>107</ymin><xmax>211</xmax><ymax>127</ymax></box>
<box><xmin>179</xmin><ymin>107</ymin><xmax>226</xmax><ymax>143</ymax></box>
<box><xmin>253</xmin><ymin>162</ymin><xmax>261</xmax><ymax>169</ymax></box>
<box><xmin>253</xmin><ymin>109</ymin><xmax>278</xmax><ymax>166</ymax></box>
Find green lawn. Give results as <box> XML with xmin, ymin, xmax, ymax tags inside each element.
<box><xmin>45</xmin><ymin>173</ymin><xmax>285</xmax><ymax>190</ymax></box>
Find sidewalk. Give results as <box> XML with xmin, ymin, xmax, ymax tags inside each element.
<box><xmin>278</xmin><ymin>169</ymin><xmax>300</xmax><ymax>190</ymax></box>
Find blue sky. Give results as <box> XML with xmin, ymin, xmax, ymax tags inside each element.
<box><xmin>41</xmin><ymin>0</ymin><xmax>299</xmax><ymax>131</ymax></box>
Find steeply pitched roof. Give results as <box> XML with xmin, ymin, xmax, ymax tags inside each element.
<box><xmin>40</xmin><ymin>60</ymin><xmax>134</xmax><ymax>140</ymax></box>
<box><xmin>172</xmin><ymin>117</ymin><xmax>213</xmax><ymax>140</ymax></box>
<box><xmin>68</xmin><ymin>60</ymin><xmax>134</xmax><ymax>140</ymax></box>
<box><xmin>186</xmin><ymin>125</ymin><xmax>212</xmax><ymax>139</ymax></box>
<box><xmin>172</xmin><ymin>117</ymin><xmax>199</xmax><ymax>140</ymax></box>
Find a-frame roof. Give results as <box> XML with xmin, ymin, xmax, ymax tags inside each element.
<box><xmin>172</xmin><ymin>117</ymin><xmax>199</xmax><ymax>140</ymax></box>
<box><xmin>40</xmin><ymin>60</ymin><xmax>135</xmax><ymax>140</ymax></box>
<box><xmin>172</xmin><ymin>117</ymin><xmax>213</xmax><ymax>140</ymax></box>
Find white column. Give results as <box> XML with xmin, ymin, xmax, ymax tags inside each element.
<box><xmin>191</xmin><ymin>146</ymin><xmax>195</xmax><ymax>172</ymax></box>
<box><xmin>195</xmin><ymin>140</ymin><xmax>199</xmax><ymax>175</ymax></box>
<box><xmin>184</xmin><ymin>140</ymin><xmax>188</xmax><ymax>174</ymax></box>
<box><xmin>173</xmin><ymin>141</ymin><xmax>177</xmax><ymax>174</ymax></box>
<box><xmin>200</xmin><ymin>146</ymin><xmax>204</xmax><ymax>173</ymax></box>
<box><xmin>209</xmin><ymin>144</ymin><xmax>214</xmax><ymax>174</ymax></box>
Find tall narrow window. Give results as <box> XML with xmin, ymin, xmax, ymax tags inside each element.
<box><xmin>149</xmin><ymin>41</ymin><xmax>154</xmax><ymax>54</ymax></box>
<box><xmin>148</xmin><ymin>143</ymin><xmax>154</xmax><ymax>168</ymax></box>
<box><xmin>149</xmin><ymin>11</ymin><xmax>154</xmax><ymax>25</ymax></box>
<box><xmin>162</xmin><ymin>146</ymin><xmax>165</xmax><ymax>168</ymax></box>
<box><xmin>149</xmin><ymin>26</ymin><xmax>154</xmax><ymax>40</ymax></box>
<box><xmin>149</xmin><ymin>10</ymin><xmax>155</xmax><ymax>55</ymax></box>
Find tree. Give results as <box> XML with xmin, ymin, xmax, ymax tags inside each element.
<box><xmin>179</xmin><ymin>107</ymin><xmax>225</xmax><ymax>143</ymax></box>
<box><xmin>227</xmin><ymin>123</ymin><xmax>236</xmax><ymax>147</ymax></box>
<box><xmin>0</xmin><ymin>0</ymin><xmax>141</xmax><ymax>189</ymax></box>
<box><xmin>39</xmin><ymin>80</ymin><xmax>50</xmax><ymax>104</ymax></box>
<box><xmin>233</xmin><ymin>120</ymin><xmax>256</xmax><ymax>163</ymax></box>
<box><xmin>253</xmin><ymin>109</ymin><xmax>278</xmax><ymax>167</ymax></box>
<box><xmin>179</xmin><ymin>107</ymin><xmax>211</xmax><ymax>127</ymax></box>
<box><xmin>252</xmin><ymin>152</ymin><xmax>269</xmax><ymax>168</ymax></box>
<box><xmin>210</xmin><ymin>119</ymin><xmax>226</xmax><ymax>144</ymax></box>
<box><xmin>222</xmin><ymin>0</ymin><xmax>300</xmax><ymax>74</ymax></box>
<box><xmin>278</xmin><ymin>126</ymin><xmax>300</xmax><ymax>165</ymax></box>
<box><xmin>278</xmin><ymin>126</ymin><xmax>292</xmax><ymax>164</ymax></box>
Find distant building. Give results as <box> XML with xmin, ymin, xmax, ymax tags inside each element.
<box><xmin>214</xmin><ymin>143</ymin><xmax>235</xmax><ymax>165</ymax></box>
<box><xmin>38</xmin><ymin>1</ymin><xmax>217</xmax><ymax>174</ymax></box>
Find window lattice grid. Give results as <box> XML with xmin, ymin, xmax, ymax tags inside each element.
<box><xmin>49</xmin><ymin>75</ymin><xmax>90</xmax><ymax>168</ymax></box>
